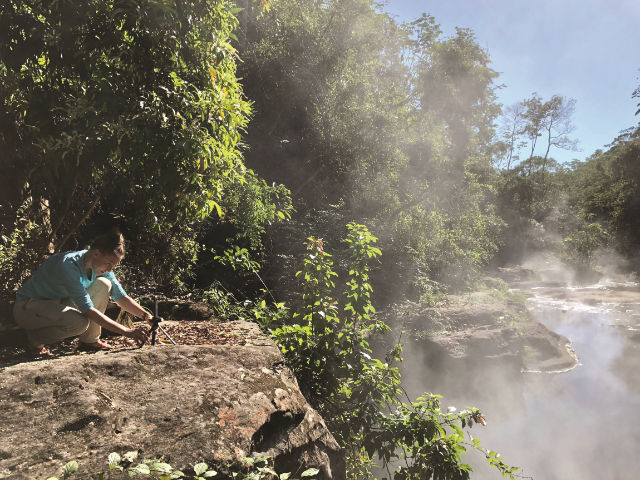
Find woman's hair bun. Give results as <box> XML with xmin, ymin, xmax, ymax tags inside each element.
<box><xmin>90</xmin><ymin>227</ymin><xmax>126</xmax><ymax>256</ymax></box>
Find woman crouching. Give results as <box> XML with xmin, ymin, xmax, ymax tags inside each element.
<box><xmin>13</xmin><ymin>228</ymin><xmax>152</xmax><ymax>355</ymax></box>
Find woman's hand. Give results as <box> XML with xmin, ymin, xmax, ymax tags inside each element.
<box><xmin>116</xmin><ymin>296</ymin><xmax>159</xmax><ymax>327</ymax></box>
<box><xmin>125</xmin><ymin>325</ymin><xmax>150</xmax><ymax>346</ymax></box>
<box><xmin>143</xmin><ymin>311</ymin><xmax>155</xmax><ymax>327</ymax></box>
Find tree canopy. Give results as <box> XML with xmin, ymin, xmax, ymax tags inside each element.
<box><xmin>1</xmin><ymin>0</ymin><xmax>251</xmax><ymax>243</ymax></box>
<box><xmin>0</xmin><ymin>0</ymin><xmax>292</xmax><ymax>292</ymax></box>
<box><xmin>236</xmin><ymin>0</ymin><xmax>504</xmax><ymax>297</ymax></box>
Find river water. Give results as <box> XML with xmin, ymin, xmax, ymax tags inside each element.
<box><xmin>397</xmin><ymin>278</ymin><xmax>640</xmax><ymax>480</ymax></box>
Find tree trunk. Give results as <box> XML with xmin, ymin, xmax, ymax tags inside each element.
<box><xmin>541</xmin><ymin>120</ymin><xmax>554</xmax><ymax>181</ymax></box>
<box><xmin>43</xmin><ymin>174</ymin><xmax>79</xmax><ymax>257</ymax></box>
<box><xmin>38</xmin><ymin>197</ymin><xmax>52</xmax><ymax>247</ymax></box>
<box><xmin>527</xmin><ymin>141</ymin><xmax>535</xmax><ymax>175</ymax></box>
<box><xmin>506</xmin><ymin>124</ymin><xmax>517</xmax><ymax>170</ymax></box>
<box><xmin>292</xmin><ymin>162</ymin><xmax>324</xmax><ymax>198</ymax></box>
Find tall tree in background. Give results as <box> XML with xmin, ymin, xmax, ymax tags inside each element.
<box><xmin>498</xmin><ymin>102</ymin><xmax>527</xmax><ymax>170</ymax></box>
<box><xmin>520</xmin><ymin>93</ymin><xmax>579</xmax><ymax>176</ymax></box>
<box><xmin>538</xmin><ymin>94</ymin><xmax>579</xmax><ymax>174</ymax></box>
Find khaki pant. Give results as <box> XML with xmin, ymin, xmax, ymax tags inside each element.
<box><xmin>13</xmin><ymin>277</ymin><xmax>112</xmax><ymax>347</ymax></box>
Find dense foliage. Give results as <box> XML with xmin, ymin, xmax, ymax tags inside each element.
<box><xmin>1</xmin><ymin>0</ymin><xmax>249</xmax><ymax>221</ymax></box>
<box><xmin>272</xmin><ymin>224</ymin><xmax>522</xmax><ymax>480</ymax></box>
<box><xmin>492</xmin><ymin>158</ymin><xmax>606</xmax><ymax>270</ymax></box>
<box><xmin>562</xmin><ymin>125</ymin><xmax>640</xmax><ymax>273</ymax></box>
<box><xmin>486</xmin><ymin>80</ymin><xmax>640</xmax><ymax>275</ymax></box>
<box><xmin>237</xmin><ymin>0</ymin><xmax>504</xmax><ymax>299</ymax></box>
<box><xmin>0</xmin><ymin>0</ymin><xmax>289</xmax><ymax>293</ymax></box>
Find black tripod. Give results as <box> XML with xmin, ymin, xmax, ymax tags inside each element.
<box><xmin>149</xmin><ymin>295</ymin><xmax>176</xmax><ymax>346</ymax></box>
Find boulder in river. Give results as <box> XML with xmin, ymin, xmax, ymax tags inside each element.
<box><xmin>380</xmin><ymin>301</ymin><xmax>578</xmax><ymax>373</ymax></box>
<box><xmin>495</xmin><ymin>267</ymin><xmax>538</xmax><ymax>283</ymax></box>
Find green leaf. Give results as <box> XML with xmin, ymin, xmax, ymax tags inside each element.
<box><xmin>108</xmin><ymin>453</ymin><xmax>121</xmax><ymax>466</ymax></box>
<box><xmin>152</xmin><ymin>462</ymin><xmax>173</xmax><ymax>472</ymax></box>
<box><xmin>62</xmin><ymin>461</ymin><xmax>78</xmax><ymax>479</ymax></box>
<box><xmin>132</xmin><ymin>464</ymin><xmax>151</xmax><ymax>475</ymax></box>
<box><xmin>195</xmin><ymin>464</ymin><xmax>208</xmax><ymax>476</ymax></box>
<box><xmin>301</xmin><ymin>468</ymin><xmax>320</xmax><ymax>477</ymax></box>
<box><xmin>280</xmin><ymin>473</ymin><xmax>291</xmax><ymax>480</ymax></box>
<box><xmin>231</xmin><ymin>7</ymin><xmax>244</xmax><ymax>13</ymax></box>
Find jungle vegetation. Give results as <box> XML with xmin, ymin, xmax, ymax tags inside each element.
<box><xmin>3</xmin><ymin>0</ymin><xmax>637</xmax><ymax>300</ymax></box>
<box><xmin>2</xmin><ymin>0</ymin><xmax>640</xmax><ymax>478</ymax></box>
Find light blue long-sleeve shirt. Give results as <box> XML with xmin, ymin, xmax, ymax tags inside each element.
<box><xmin>16</xmin><ymin>250</ymin><xmax>127</xmax><ymax>313</ymax></box>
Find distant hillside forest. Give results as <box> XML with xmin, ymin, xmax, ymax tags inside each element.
<box><xmin>2</xmin><ymin>0</ymin><xmax>640</xmax><ymax>307</ymax></box>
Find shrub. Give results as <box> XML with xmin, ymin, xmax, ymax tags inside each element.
<box><xmin>272</xmin><ymin>223</ymin><xmax>522</xmax><ymax>480</ymax></box>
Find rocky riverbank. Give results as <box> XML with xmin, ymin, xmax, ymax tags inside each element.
<box><xmin>377</xmin><ymin>280</ymin><xmax>578</xmax><ymax>373</ymax></box>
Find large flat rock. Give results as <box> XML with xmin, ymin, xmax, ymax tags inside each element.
<box><xmin>383</xmin><ymin>301</ymin><xmax>578</xmax><ymax>372</ymax></box>
<box><xmin>0</xmin><ymin>322</ymin><xmax>345</xmax><ymax>480</ymax></box>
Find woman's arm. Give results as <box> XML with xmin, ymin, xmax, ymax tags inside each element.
<box><xmin>84</xmin><ymin>308</ymin><xmax>149</xmax><ymax>344</ymax></box>
<box><xmin>116</xmin><ymin>295</ymin><xmax>155</xmax><ymax>325</ymax></box>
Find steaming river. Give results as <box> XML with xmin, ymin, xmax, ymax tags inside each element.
<box><xmin>398</xmin><ymin>277</ymin><xmax>640</xmax><ymax>480</ymax></box>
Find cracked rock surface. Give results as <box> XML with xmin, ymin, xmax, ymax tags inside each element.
<box><xmin>0</xmin><ymin>321</ymin><xmax>345</xmax><ymax>480</ymax></box>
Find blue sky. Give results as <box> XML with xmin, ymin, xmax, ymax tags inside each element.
<box><xmin>382</xmin><ymin>0</ymin><xmax>640</xmax><ymax>164</ymax></box>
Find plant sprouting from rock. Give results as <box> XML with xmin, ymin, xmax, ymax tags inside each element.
<box><xmin>46</xmin><ymin>461</ymin><xmax>78</xmax><ymax>480</ymax></box>
<box><xmin>194</xmin><ymin>462</ymin><xmax>217</xmax><ymax>480</ymax></box>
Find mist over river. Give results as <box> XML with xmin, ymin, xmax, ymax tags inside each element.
<box><xmin>395</xmin><ymin>277</ymin><xmax>640</xmax><ymax>480</ymax></box>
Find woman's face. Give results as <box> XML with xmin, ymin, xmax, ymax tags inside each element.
<box><xmin>93</xmin><ymin>251</ymin><xmax>123</xmax><ymax>275</ymax></box>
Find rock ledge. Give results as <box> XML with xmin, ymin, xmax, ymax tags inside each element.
<box><xmin>0</xmin><ymin>321</ymin><xmax>345</xmax><ymax>480</ymax></box>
